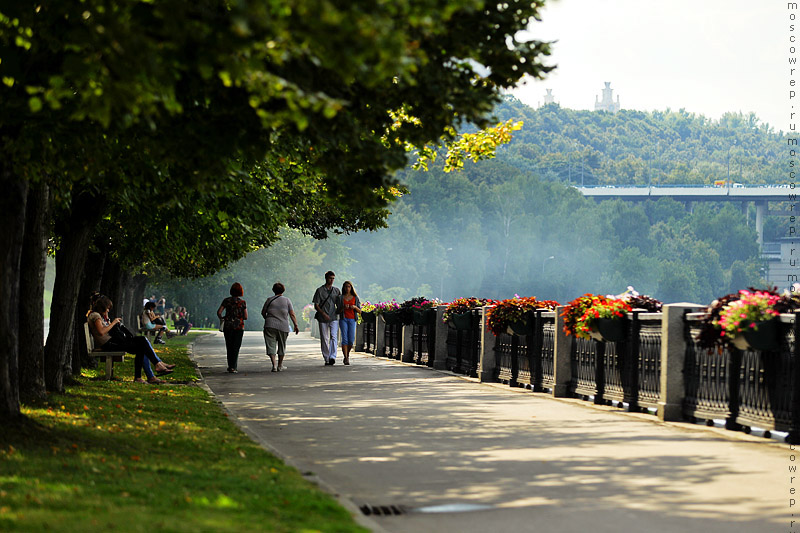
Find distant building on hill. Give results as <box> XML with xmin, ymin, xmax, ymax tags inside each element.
<box><xmin>594</xmin><ymin>82</ymin><xmax>621</xmax><ymax>113</ymax></box>
<box><xmin>542</xmin><ymin>89</ymin><xmax>556</xmax><ymax>105</ymax></box>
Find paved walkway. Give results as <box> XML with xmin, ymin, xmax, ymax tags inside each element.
<box><xmin>192</xmin><ymin>332</ymin><xmax>788</xmax><ymax>533</ymax></box>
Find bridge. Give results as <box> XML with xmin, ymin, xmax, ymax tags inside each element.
<box><xmin>575</xmin><ymin>184</ymin><xmax>791</xmax><ymax>202</ymax></box>
<box><xmin>576</xmin><ymin>185</ymin><xmax>793</xmax><ymax>244</ymax></box>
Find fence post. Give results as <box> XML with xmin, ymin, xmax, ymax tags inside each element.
<box><xmin>658</xmin><ymin>303</ymin><xmax>702</xmax><ymax>421</ymax></box>
<box><xmin>355</xmin><ymin>320</ymin><xmax>365</xmax><ymax>352</ymax></box>
<box><xmin>375</xmin><ymin>316</ymin><xmax>386</xmax><ymax>357</ymax></box>
<box><xmin>552</xmin><ymin>305</ymin><xmax>572</xmax><ymax>397</ymax></box>
<box><xmin>478</xmin><ymin>305</ymin><xmax>497</xmax><ymax>382</ymax></box>
<box><xmin>401</xmin><ymin>324</ymin><xmax>415</xmax><ymax>362</ymax></box>
<box><xmin>433</xmin><ymin>305</ymin><xmax>449</xmax><ymax>370</ymax></box>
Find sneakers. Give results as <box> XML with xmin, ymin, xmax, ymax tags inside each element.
<box><xmin>227</xmin><ymin>367</ymin><xmax>238</xmax><ymax>373</ymax></box>
<box><xmin>155</xmin><ymin>338</ymin><xmax>167</xmax><ymax>345</ymax></box>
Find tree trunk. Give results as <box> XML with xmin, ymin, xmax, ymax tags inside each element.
<box><xmin>0</xmin><ymin>165</ymin><xmax>28</xmax><ymax>420</ymax></box>
<box><xmin>18</xmin><ymin>182</ymin><xmax>49</xmax><ymax>402</ymax></box>
<box><xmin>73</xmin><ymin>249</ymin><xmax>106</xmax><ymax>373</ymax></box>
<box><xmin>129</xmin><ymin>273</ymin><xmax>147</xmax><ymax>330</ymax></box>
<box><xmin>44</xmin><ymin>192</ymin><xmax>102</xmax><ymax>393</ymax></box>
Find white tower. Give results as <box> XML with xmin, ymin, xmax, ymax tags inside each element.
<box><xmin>594</xmin><ymin>82</ymin><xmax>620</xmax><ymax>113</ymax></box>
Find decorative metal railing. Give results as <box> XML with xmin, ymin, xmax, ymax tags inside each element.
<box><xmin>683</xmin><ymin>313</ymin><xmax>800</xmax><ymax>439</ymax></box>
<box><xmin>383</xmin><ymin>323</ymin><xmax>402</xmax><ymax>359</ymax></box>
<box><xmin>359</xmin><ymin>306</ymin><xmax>800</xmax><ymax>443</ymax></box>
<box><xmin>411</xmin><ymin>324</ymin><xmax>435</xmax><ymax>366</ymax></box>
<box><xmin>445</xmin><ymin>313</ymin><xmax>481</xmax><ymax>377</ymax></box>
<box><xmin>362</xmin><ymin>322</ymin><xmax>375</xmax><ymax>354</ymax></box>
<box><xmin>494</xmin><ymin>332</ymin><xmax>516</xmax><ymax>384</ymax></box>
<box><xmin>683</xmin><ymin>313</ymin><xmax>737</xmax><ymax>425</ymax></box>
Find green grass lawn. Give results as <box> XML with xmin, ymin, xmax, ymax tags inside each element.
<box><xmin>0</xmin><ymin>333</ymin><xmax>367</xmax><ymax>532</ymax></box>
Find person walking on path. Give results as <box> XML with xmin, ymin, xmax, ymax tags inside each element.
<box><xmin>261</xmin><ymin>282</ymin><xmax>299</xmax><ymax>372</ymax></box>
<box><xmin>217</xmin><ymin>282</ymin><xmax>248</xmax><ymax>373</ymax></box>
<box><xmin>337</xmin><ymin>281</ymin><xmax>361</xmax><ymax>366</ymax></box>
<box><xmin>313</xmin><ymin>271</ymin><xmax>341</xmax><ymax>365</ymax></box>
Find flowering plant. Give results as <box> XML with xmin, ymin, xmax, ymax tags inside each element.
<box><xmin>562</xmin><ymin>294</ymin><xmax>632</xmax><ymax>340</ymax></box>
<box><xmin>612</xmin><ymin>286</ymin><xmax>662</xmax><ymax>312</ymax></box>
<box><xmin>443</xmin><ymin>297</ymin><xmax>493</xmax><ymax>324</ymax></box>
<box><xmin>715</xmin><ymin>290</ymin><xmax>780</xmax><ymax>339</ymax></box>
<box><xmin>486</xmin><ymin>295</ymin><xmax>559</xmax><ymax>336</ymax></box>
<box><xmin>357</xmin><ymin>302</ymin><xmax>377</xmax><ymax>324</ymax></box>
<box><xmin>399</xmin><ymin>297</ymin><xmax>440</xmax><ymax>325</ymax></box>
<box><xmin>694</xmin><ymin>287</ymin><xmax>800</xmax><ymax>349</ymax></box>
<box><xmin>410</xmin><ymin>298</ymin><xmax>442</xmax><ymax>311</ymax></box>
<box><xmin>373</xmin><ymin>300</ymin><xmax>401</xmax><ymax>315</ymax></box>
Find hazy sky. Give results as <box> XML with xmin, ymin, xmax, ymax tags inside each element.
<box><xmin>511</xmin><ymin>1</ymin><xmax>786</xmax><ymax>131</ymax></box>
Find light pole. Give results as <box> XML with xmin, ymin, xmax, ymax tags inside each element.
<box><xmin>542</xmin><ymin>255</ymin><xmax>555</xmax><ymax>274</ymax></box>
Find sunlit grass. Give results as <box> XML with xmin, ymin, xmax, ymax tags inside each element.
<box><xmin>0</xmin><ymin>333</ymin><xmax>366</xmax><ymax>532</ymax></box>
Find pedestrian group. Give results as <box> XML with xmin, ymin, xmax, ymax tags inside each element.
<box><xmin>218</xmin><ymin>271</ymin><xmax>361</xmax><ymax>373</ymax></box>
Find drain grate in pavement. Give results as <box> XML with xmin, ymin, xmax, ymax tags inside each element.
<box><xmin>359</xmin><ymin>504</ymin><xmax>409</xmax><ymax>516</ymax></box>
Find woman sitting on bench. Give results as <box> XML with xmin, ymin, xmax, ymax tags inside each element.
<box><xmin>88</xmin><ymin>296</ymin><xmax>171</xmax><ymax>384</ymax></box>
<box><xmin>142</xmin><ymin>301</ymin><xmax>171</xmax><ymax>344</ymax></box>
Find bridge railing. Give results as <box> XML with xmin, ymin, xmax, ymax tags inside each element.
<box><xmin>355</xmin><ymin>304</ymin><xmax>800</xmax><ymax>442</ymax></box>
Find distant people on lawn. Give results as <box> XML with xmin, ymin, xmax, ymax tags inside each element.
<box><xmin>261</xmin><ymin>283</ymin><xmax>299</xmax><ymax>372</ymax></box>
<box><xmin>218</xmin><ymin>282</ymin><xmax>248</xmax><ymax>373</ymax></box>
<box><xmin>171</xmin><ymin>306</ymin><xmax>192</xmax><ymax>335</ymax></box>
<box><xmin>87</xmin><ymin>296</ymin><xmax>173</xmax><ymax>384</ymax></box>
<box><xmin>142</xmin><ymin>301</ymin><xmax>171</xmax><ymax>344</ymax></box>
<box><xmin>337</xmin><ymin>281</ymin><xmax>361</xmax><ymax>366</ymax></box>
<box><xmin>313</xmin><ymin>271</ymin><xmax>341</xmax><ymax>366</ymax></box>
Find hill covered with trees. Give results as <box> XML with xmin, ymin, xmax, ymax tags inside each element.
<box><xmin>156</xmin><ymin>97</ymin><xmax>781</xmax><ymax>323</ymax></box>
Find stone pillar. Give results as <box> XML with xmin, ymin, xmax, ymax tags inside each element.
<box><xmin>658</xmin><ymin>303</ymin><xmax>703</xmax><ymax>421</ymax></box>
<box><xmin>375</xmin><ymin>316</ymin><xmax>386</xmax><ymax>357</ymax></box>
<box><xmin>355</xmin><ymin>320</ymin><xmax>365</xmax><ymax>352</ymax></box>
<box><xmin>552</xmin><ymin>306</ymin><xmax>573</xmax><ymax>397</ymax></box>
<box><xmin>401</xmin><ymin>324</ymin><xmax>415</xmax><ymax>362</ymax></box>
<box><xmin>478</xmin><ymin>305</ymin><xmax>497</xmax><ymax>382</ymax></box>
<box><xmin>433</xmin><ymin>305</ymin><xmax>449</xmax><ymax>370</ymax></box>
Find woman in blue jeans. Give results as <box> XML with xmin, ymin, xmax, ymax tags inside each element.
<box><xmin>337</xmin><ymin>281</ymin><xmax>361</xmax><ymax>365</ymax></box>
<box><xmin>87</xmin><ymin>296</ymin><xmax>172</xmax><ymax>383</ymax></box>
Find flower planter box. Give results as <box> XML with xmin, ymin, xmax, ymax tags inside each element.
<box><xmin>412</xmin><ymin>308</ymin><xmax>436</xmax><ymax>326</ymax></box>
<box><xmin>731</xmin><ymin>318</ymin><xmax>781</xmax><ymax>352</ymax></box>
<box><xmin>504</xmin><ymin>312</ymin><xmax>535</xmax><ymax>337</ymax></box>
<box><xmin>590</xmin><ymin>317</ymin><xmax>628</xmax><ymax>343</ymax></box>
<box><xmin>449</xmin><ymin>311</ymin><xmax>474</xmax><ymax>331</ymax></box>
<box><xmin>382</xmin><ymin>310</ymin><xmax>402</xmax><ymax>325</ymax></box>
<box><xmin>360</xmin><ymin>311</ymin><xmax>376</xmax><ymax>324</ymax></box>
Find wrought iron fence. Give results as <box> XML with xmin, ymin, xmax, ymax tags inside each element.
<box><xmin>734</xmin><ymin>315</ymin><xmax>799</xmax><ymax>439</ymax></box>
<box><xmin>683</xmin><ymin>313</ymin><xmax>736</xmax><ymax>425</ymax></box>
<box><xmin>383</xmin><ymin>323</ymin><xmax>402</xmax><ymax>359</ymax></box>
<box><xmin>362</xmin><ymin>322</ymin><xmax>375</xmax><ymax>354</ymax></box>
<box><xmin>411</xmin><ymin>324</ymin><xmax>435</xmax><ymax>366</ymax></box>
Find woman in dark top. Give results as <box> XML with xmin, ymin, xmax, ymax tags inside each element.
<box><xmin>217</xmin><ymin>282</ymin><xmax>248</xmax><ymax>373</ymax></box>
<box><xmin>87</xmin><ymin>296</ymin><xmax>172</xmax><ymax>383</ymax></box>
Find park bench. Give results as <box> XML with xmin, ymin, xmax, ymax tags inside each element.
<box><xmin>137</xmin><ymin>314</ymin><xmax>160</xmax><ymax>340</ymax></box>
<box><xmin>83</xmin><ymin>322</ymin><xmax>126</xmax><ymax>380</ymax></box>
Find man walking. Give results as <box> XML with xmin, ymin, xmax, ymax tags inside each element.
<box><xmin>313</xmin><ymin>271</ymin><xmax>341</xmax><ymax>365</ymax></box>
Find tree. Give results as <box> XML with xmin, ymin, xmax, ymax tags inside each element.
<box><xmin>1</xmin><ymin>1</ymin><xmax>554</xmax><ymax>415</ymax></box>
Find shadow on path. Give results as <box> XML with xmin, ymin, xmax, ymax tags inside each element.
<box><xmin>193</xmin><ymin>332</ymin><xmax>787</xmax><ymax>533</ymax></box>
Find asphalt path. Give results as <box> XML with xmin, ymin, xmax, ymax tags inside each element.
<box><xmin>192</xmin><ymin>331</ymin><xmax>788</xmax><ymax>533</ymax></box>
